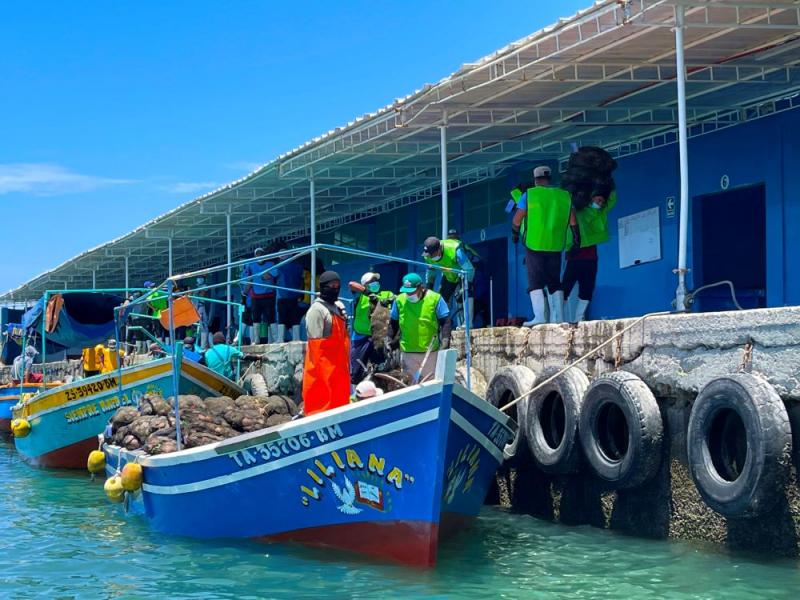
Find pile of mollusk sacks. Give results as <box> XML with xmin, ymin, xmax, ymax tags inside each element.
<box><xmin>108</xmin><ymin>393</ymin><xmax>299</xmax><ymax>455</ymax></box>
<box><xmin>561</xmin><ymin>146</ymin><xmax>618</xmax><ymax>208</ymax></box>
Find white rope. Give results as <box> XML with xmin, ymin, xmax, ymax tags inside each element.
<box><xmin>499</xmin><ymin>311</ymin><xmax>671</xmax><ymax>413</ymax></box>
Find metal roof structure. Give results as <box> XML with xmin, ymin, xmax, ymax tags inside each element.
<box><xmin>5</xmin><ymin>0</ymin><xmax>800</xmax><ymax>301</ymax></box>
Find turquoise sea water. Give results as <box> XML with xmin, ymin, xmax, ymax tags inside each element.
<box><xmin>1</xmin><ymin>439</ymin><xmax>799</xmax><ymax>599</ymax></box>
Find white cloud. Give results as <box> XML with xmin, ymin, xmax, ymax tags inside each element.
<box><xmin>226</xmin><ymin>161</ymin><xmax>264</xmax><ymax>173</ymax></box>
<box><xmin>161</xmin><ymin>181</ymin><xmax>222</xmax><ymax>194</ymax></box>
<box><xmin>0</xmin><ymin>163</ymin><xmax>136</xmax><ymax>196</ymax></box>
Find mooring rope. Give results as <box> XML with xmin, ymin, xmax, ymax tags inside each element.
<box><xmin>499</xmin><ymin>310</ymin><xmax>671</xmax><ymax>413</ymax></box>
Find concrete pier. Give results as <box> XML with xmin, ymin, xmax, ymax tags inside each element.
<box><xmin>455</xmin><ymin>306</ymin><xmax>800</xmax><ymax>557</ymax></box>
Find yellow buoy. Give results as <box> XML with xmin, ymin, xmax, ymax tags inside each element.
<box><xmin>104</xmin><ymin>475</ymin><xmax>125</xmax><ymax>503</ymax></box>
<box><xmin>120</xmin><ymin>463</ymin><xmax>143</xmax><ymax>492</ymax></box>
<box><xmin>87</xmin><ymin>450</ymin><xmax>106</xmax><ymax>474</ymax></box>
<box><xmin>11</xmin><ymin>418</ymin><xmax>31</xmax><ymax>438</ymax></box>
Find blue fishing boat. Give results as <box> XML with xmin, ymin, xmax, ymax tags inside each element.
<box><xmin>13</xmin><ymin>357</ymin><xmax>245</xmax><ymax>468</ymax></box>
<box><xmin>11</xmin><ymin>290</ymin><xmax>245</xmax><ymax>467</ymax></box>
<box><xmin>104</xmin><ymin>350</ymin><xmax>516</xmax><ymax>566</ymax></box>
<box><xmin>0</xmin><ymin>383</ymin><xmax>52</xmax><ymax>433</ymax></box>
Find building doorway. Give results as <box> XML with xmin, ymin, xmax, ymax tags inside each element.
<box><xmin>468</xmin><ymin>237</ymin><xmax>508</xmax><ymax>327</ymax></box>
<box><xmin>692</xmin><ymin>183</ymin><xmax>766</xmax><ymax>311</ymax></box>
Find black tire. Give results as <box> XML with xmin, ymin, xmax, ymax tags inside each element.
<box><xmin>568</xmin><ymin>146</ymin><xmax>618</xmax><ymax>173</ymax></box>
<box><xmin>525</xmin><ymin>367</ymin><xmax>588</xmax><ymax>474</ymax></box>
<box><xmin>486</xmin><ymin>365</ymin><xmax>536</xmax><ymax>462</ymax></box>
<box><xmin>244</xmin><ymin>373</ymin><xmax>269</xmax><ymax>397</ymax></box>
<box><xmin>579</xmin><ymin>371</ymin><xmax>663</xmax><ymax>489</ymax></box>
<box><xmin>687</xmin><ymin>374</ymin><xmax>791</xmax><ymax>518</ymax></box>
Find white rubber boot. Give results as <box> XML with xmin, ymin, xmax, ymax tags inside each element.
<box><xmin>200</xmin><ymin>331</ymin><xmax>209</xmax><ymax>350</ymax></box>
<box><xmin>467</xmin><ymin>298</ymin><xmax>474</xmax><ymax>329</ymax></box>
<box><xmin>252</xmin><ymin>322</ymin><xmax>261</xmax><ymax>345</ymax></box>
<box><xmin>548</xmin><ymin>291</ymin><xmax>565</xmax><ymax>324</ymax></box>
<box><xmin>523</xmin><ymin>290</ymin><xmax>547</xmax><ymax>327</ymax></box>
<box><xmin>574</xmin><ymin>299</ymin><xmax>590</xmax><ymax>322</ymax></box>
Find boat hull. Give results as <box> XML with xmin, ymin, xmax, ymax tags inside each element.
<box><xmin>104</xmin><ymin>351</ymin><xmax>516</xmax><ymax>566</ymax></box>
<box><xmin>0</xmin><ymin>383</ymin><xmax>48</xmax><ymax>433</ymax></box>
<box><xmin>14</xmin><ymin>359</ymin><xmax>244</xmax><ymax>469</ymax></box>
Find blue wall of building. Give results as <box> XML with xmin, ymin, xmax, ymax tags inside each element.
<box><xmin>589</xmin><ymin>107</ymin><xmax>800</xmax><ymax>319</ymax></box>
<box><xmin>310</xmin><ymin>107</ymin><xmax>800</xmax><ymax>322</ymax></box>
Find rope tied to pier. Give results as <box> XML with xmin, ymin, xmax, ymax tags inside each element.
<box><xmin>499</xmin><ymin>310</ymin><xmax>671</xmax><ymax>413</ymax></box>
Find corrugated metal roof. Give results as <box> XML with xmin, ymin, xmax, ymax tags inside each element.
<box><xmin>5</xmin><ymin>0</ymin><xmax>800</xmax><ymax>301</ymax></box>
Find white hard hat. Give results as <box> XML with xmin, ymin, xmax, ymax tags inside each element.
<box><xmin>360</xmin><ymin>272</ymin><xmax>380</xmax><ymax>286</ymax></box>
<box><xmin>355</xmin><ymin>380</ymin><xmax>384</xmax><ymax>399</ymax></box>
<box><xmin>533</xmin><ymin>165</ymin><xmax>551</xmax><ymax>178</ymax></box>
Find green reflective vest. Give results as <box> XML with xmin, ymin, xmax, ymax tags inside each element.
<box><xmin>510</xmin><ymin>188</ymin><xmax>526</xmax><ymax>236</ymax></box>
<box><xmin>569</xmin><ymin>191</ymin><xmax>618</xmax><ymax>249</ymax></box>
<box><xmin>353</xmin><ymin>290</ymin><xmax>394</xmax><ymax>336</ymax></box>
<box><xmin>396</xmin><ymin>290</ymin><xmax>441</xmax><ymax>353</ymax></box>
<box><xmin>145</xmin><ymin>289</ymin><xmax>168</xmax><ymax>317</ymax></box>
<box><xmin>524</xmin><ymin>187</ymin><xmax>572</xmax><ymax>252</ymax></box>
<box><xmin>424</xmin><ymin>238</ymin><xmax>462</xmax><ymax>283</ymax></box>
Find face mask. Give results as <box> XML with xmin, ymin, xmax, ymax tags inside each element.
<box><xmin>591</xmin><ymin>202</ymin><xmax>602</xmax><ymax>210</ymax></box>
<box><xmin>320</xmin><ymin>283</ymin><xmax>339</xmax><ymax>303</ymax></box>
<box><xmin>430</xmin><ymin>255</ymin><xmax>442</xmax><ymax>262</ymax></box>
<box><xmin>406</xmin><ymin>292</ymin><xmax>420</xmax><ymax>303</ymax></box>
<box><xmin>367</xmin><ymin>282</ymin><xmax>380</xmax><ymax>293</ymax></box>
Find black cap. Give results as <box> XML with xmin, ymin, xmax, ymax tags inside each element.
<box><xmin>319</xmin><ymin>271</ymin><xmax>341</xmax><ymax>286</ymax></box>
<box><xmin>422</xmin><ymin>236</ymin><xmax>441</xmax><ymax>257</ymax></box>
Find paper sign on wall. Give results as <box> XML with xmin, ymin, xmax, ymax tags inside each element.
<box><xmin>618</xmin><ymin>207</ymin><xmax>661</xmax><ymax>269</ymax></box>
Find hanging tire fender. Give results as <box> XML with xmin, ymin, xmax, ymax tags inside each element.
<box><xmin>687</xmin><ymin>374</ymin><xmax>791</xmax><ymax>518</ymax></box>
<box><xmin>486</xmin><ymin>365</ymin><xmax>536</xmax><ymax>463</ymax></box>
<box><xmin>525</xmin><ymin>367</ymin><xmax>589</xmax><ymax>474</ymax></box>
<box><xmin>244</xmin><ymin>372</ymin><xmax>269</xmax><ymax>397</ymax></box>
<box><xmin>579</xmin><ymin>371</ymin><xmax>663</xmax><ymax>489</ymax></box>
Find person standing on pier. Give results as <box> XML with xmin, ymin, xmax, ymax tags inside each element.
<box><xmin>511</xmin><ymin>165</ymin><xmax>571</xmax><ymax>326</ymax></box>
<box><xmin>422</xmin><ymin>236</ymin><xmax>474</xmax><ymax>326</ymax></box>
<box><xmin>242</xmin><ymin>247</ymin><xmax>276</xmax><ymax>345</ymax></box>
<box><xmin>302</xmin><ymin>271</ymin><xmax>351</xmax><ymax>415</ymax></box>
<box><xmin>562</xmin><ymin>191</ymin><xmax>618</xmax><ymax>322</ymax></box>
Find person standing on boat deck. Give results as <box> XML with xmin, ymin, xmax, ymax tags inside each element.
<box><xmin>204</xmin><ymin>332</ymin><xmax>258</xmax><ymax>380</ymax></box>
<box><xmin>511</xmin><ymin>165</ymin><xmax>571</xmax><ymax>326</ymax></box>
<box><xmin>562</xmin><ymin>190</ymin><xmax>618</xmax><ymax>322</ymax></box>
<box><xmin>302</xmin><ymin>271</ymin><xmax>351</xmax><ymax>415</ymax></box>
<box><xmin>81</xmin><ymin>344</ymin><xmax>104</xmax><ymax>377</ymax></box>
<box><xmin>99</xmin><ymin>339</ymin><xmax>126</xmax><ymax>374</ymax></box>
<box><xmin>192</xmin><ymin>277</ymin><xmax>212</xmax><ymax>349</ymax></box>
<box><xmin>241</xmin><ymin>247</ymin><xmax>276</xmax><ymax>345</ymax></box>
<box><xmin>387</xmin><ymin>273</ymin><xmax>451</xmax><ymax>383</ymax></box>
<box><xmin>181</xmin><ymin>336</ymin><xmax>203</xmax><ymax>363</ymax></box>
<box><xmin>11</xmin><ymin>345</ymin><xmax>41</xmax><ymax>384</ymax></box>
<box><xmin>349</xmin><ymin>271</ymin><xmax>394</xmax><ymax>384</ymax></box>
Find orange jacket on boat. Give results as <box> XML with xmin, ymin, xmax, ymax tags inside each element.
<box><xmin>302</xmin><ymin>305</ymin><xmax>350</xmax><ymax>415</ymax></box>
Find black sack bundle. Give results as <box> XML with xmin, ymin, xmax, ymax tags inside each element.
<box><xmin>562</xmin><ymin>146</ymin><xmax>618</xmax><ymax>210</ymax></box>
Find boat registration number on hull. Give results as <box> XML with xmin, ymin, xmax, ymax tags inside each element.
<box><xmin>225</xmin><ymin>424</ymin><xmax>344</xmax><ymax>469</ymax></box>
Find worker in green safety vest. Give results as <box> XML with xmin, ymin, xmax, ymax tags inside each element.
<box><xmin>388</xmin><ymin>273</ymin><xmax>452</xmax><ymax>382</ymax></box>
<box><xmin>511</xmin><ymin>165</ymin><xmax>571</xmax><ymax>326</ymax></box>
<box><xmin>422</xmin><ymin>236</ymin><xmax>474</xmax><ymax>326</ymax></box>
<box><xmin>348</xmin><ymin>271</ymin><xmax>395</xmax><ymax>384</ymax></box>
<box><xmin>143</xmin><ymin>281</ymin><xmax>169</xmax><ymax>342</ymax></box>
<box><xmin>562</xmin><ymin>190</ymin><xmax>618</xmax><ymax>322</ymax></box>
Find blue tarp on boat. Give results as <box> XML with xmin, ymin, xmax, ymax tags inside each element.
<box><xmin>22</xmin><ymin>293</ymin><xmax>123</xmax><ymax>350</ymax></box>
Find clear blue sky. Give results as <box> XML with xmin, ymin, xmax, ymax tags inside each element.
<box><xmin>0</xmin><ymin>0</ymin><xmax>589</xmax><ymax>293</ymax></box>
